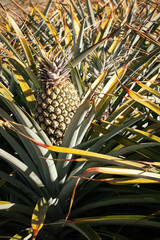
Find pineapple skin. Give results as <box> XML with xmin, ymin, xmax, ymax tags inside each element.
<box><xmin>35</xmin><ymin>80</ymin><xmax>80</xmax><ymax>145</ymax></box>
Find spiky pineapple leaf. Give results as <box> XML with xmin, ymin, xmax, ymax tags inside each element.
<box><xmin>70</xmin><ymin>2</ymin><xmax>81</xmax><ymax>41</ymax></box>
<box><xmin>6</xmin><ymin>119</ymin><xmax>148</xmax><ymax>169</ymax></box>
<box><xmin>92</xmin><ymin>122</ymin><xmax>160</xmax><ymax>161</ymax></box>
<box><xmin>0</xmin><ymin>170</ymin><xmax>39</xmax><ymax>204</ymax></box>
<box><xmin>63</xmin><ymin>14</ymin><xmax>72</xmax><ymax>47</ymax></box>
<box><xmin>71</xmin><ymin>215</ymin><xmax>160</xmax><ymax>228</ymax></box>
<box><xmin>81</xmin><ymin>166</ymin><xmax>160</xmax><ymax>181</ymax></box>
<box><xmin>8</xmin><ymin>56</ymin><xmax>39</xmax><ymax>90</ymax></box>
<box><xmin>106</xmin><ymin>178</ymin><xmax>159</xmax><ymax>185</ymax></box>
<box><xmin>89</xmin><ymin>114</ymin><xmax>145</xmax><ymax>152</ymax></box>
<box><xmin>56</xmin><ymin>99</ymin><xmax>91</xmax><ymax>184</ymax></box>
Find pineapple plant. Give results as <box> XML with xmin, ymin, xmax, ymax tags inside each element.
<box><xmin>0</xmin><ymin>0</ymin><xmax>160</xmax><ymax>240</ymax></box>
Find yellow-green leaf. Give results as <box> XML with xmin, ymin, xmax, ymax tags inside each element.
<box><xmin>31</xmin><ymin>198</ymin><xmax>49</xmax><ymax>240</ymax></box>
<box><xmin>34</xmin><ymin>7</ymin><xmax>61</xmax><ymax>48</ymax></box>
<box><xmin>69</xmin><ymin>1</ymin><xmax>80</xmax><ymax>38</ymax></box>
<box><xmin>0</xmin><ymin>201</ymin><xmax>11</xmax><ymax>204</ymax></box>
<box><xmin>124</xmin><ymin>85</ymin><xmax>160</xmax><ymax>115</ymax></box>
<box><xmin>128</xmin><ymin>128</ymin><xmax>160</xmax><ymax>143</ymax></box>
<box><xmin>95</xmin><ymin>65</ymin><xmax>128</xmax><ymax>114</ymax></box>
<box><xmin>10</xmin><ymin>229</ymin><xmax>32</xmax><ymax>240</ymax></box>
<box><xmin>63</xmin><ymin>15</ymin><xmax>72</xmax><ymax>46</ymax></box>
<box><xmin>94</xmin><ymin>15</ymin><xmax>112</xmax><ymax>44</ymax></box>
<box><xmin>0</xmin><ymin>83</ymin><xmax>14</xmax><ymax>101</ymax></box>
<box><xmin>15</xmin><ymin>74</ymin><xmax>36</xmax><ymax>111</ymax></box>
<box><xmin>130</xmin><ymin>76</ymin><xmax>160</xmax><ymax>99</ymax></box>
<box><xmin>7</xmin><ymin>14</ymin><xmax>36</xmax><ymax>71</ymax></box>
<box><xmin>83</xmin><ymin>167</ymin><xmax>160</xmax><ymax>181</ymax></box>
<box><xmin>106</xmin><ymin>177</ymin><xmax>160</xmax><ymax>185</ymax></box>
<box><xmin>82</xmin><ymin>70</ymin><xmax>109</xmax><ymax>102</ymax></box>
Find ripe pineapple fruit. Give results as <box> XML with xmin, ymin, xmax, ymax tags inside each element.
<box><xmin>35</xmin><ymin>53</ymin><xmax>80</xmax><ymax>145</ymax></box>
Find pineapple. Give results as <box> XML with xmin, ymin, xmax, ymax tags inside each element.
<box><xmin>35</xmin><ymin>53</ymin><xmax>80</xmax><ymax>145</ymax></box>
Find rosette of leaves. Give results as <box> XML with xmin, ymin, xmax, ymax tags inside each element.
<box><xmin>0</xmin><ymin>0</ymin><xmax>160</xmax><ymax>240</ymax></box>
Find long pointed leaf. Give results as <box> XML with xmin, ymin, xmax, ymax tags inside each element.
<box><xmin>7</xmin><ymin>14</ymin><xmax>36</xmax><ymax>72</ymax></box>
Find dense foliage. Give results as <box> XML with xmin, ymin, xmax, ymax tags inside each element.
<box><xmin>0</xmin><ymin>0</ymin><xmax>160</xmax><ymax>239</ymax></box>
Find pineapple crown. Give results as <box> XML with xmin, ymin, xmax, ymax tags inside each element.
<box><xmin>38</xmin><ymin>50</ymin><xmax>71</xmax><ymax>86</ymax></box>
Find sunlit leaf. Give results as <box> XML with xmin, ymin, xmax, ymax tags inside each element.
<box><xmin>95</xmin><ymin>65</ymin><xmax>128</xmax><ymax>116</ymax></box>
<box><xmin>7</xmin><ymin>14</ymin><xmax>36</xmax><ymax>72</ymax></box>
<box><xmin>15</xmin><ymin>73</ymin><xmax>36</xmax><ymax>112</ymax></box>
<box><xmin>31</xmin><ymin>198</ymin><xmax>49</xmax><ymax>240</ymax></box>
<box><xmin>0</xmin><ymin>201</ymin><xmax>11</xmax><ymax>205</ymax></box>
<box><xmin>106</xmin><ymin>177</ymin><xmax>160</xmax><ymax>185</ymax></box>
<box><xmin>129</xmin><ymin>76</ymin><xmax>160</xmax><ymax>99</ymax></box>
<box><xmin>0</xmin><ymin>83</ymin><xmax>14</xmax><ymax>102</ymax></box>
<box><xmin>10</xmin><ymin>229</ymin><xmax>32</xmax><ymax>240</ymax></box>
<box><xmin>122</xmin><ymin>83</ymin><xmax>160</xmax><ymax>115</ymax></box>
<box><xmin>34</xmin><ymin>7</ymin><xmax>60</xmax><ymax>47</ymax></box>
<box><xmin>63</xmin><ymin>13</ymin><xmax>72</xmax><ymax>46</ymax></box>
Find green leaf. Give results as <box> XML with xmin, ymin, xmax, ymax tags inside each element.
<box><xmin>56</xmin><ymin>99</ymin><xmax>91</xmax><ymax>184</ymax></box>
<box><xmin>0</xmin><ymin>95</ymin><xmax>37</xmax><ymax>130</ymax></box>
<box><xmin>70</xmin><ymin>0</ymin><xmax>83</xmax><ymax>21</ymax></box>
<box><xmin>111</xmin><ymin>142</ymin><xmax>160</xmax><ymax>157</ymax></box>
<box><xmin>71</xmin><ymin>215</ymin><xmax>160</xmax><ymax>228</ymax></box>
<box><xmin>86</xmin><ymin>0</ymin><xmax>96</xmax><ymax>28</ymax></box>
<box><xmin>71</xmin><ymin>194</ymin><xmax>160</xmax><ymax>217</ymax></box>
<box><xmin>76</xmin><ymin>101</ymin><xmax>96</xmax><ymax>146</ymax></box>
<box><xmin>0</xmin><ymin>123</ymin><xmax>40</xmax><ymax>177</ymax></box>
<box><xmin>15</xmin><ymin>123</ymin><xmax>59</xmax><ymax>196</ymax></box>
<box><xmin>0</xmin><ymin>170</ymin><xmax>39</xmax><ymax>204</ymax></box>
<box><xmin>74</xmin><ymin>19</ymin><xmax>85</xmax><ymax>57</ymax></box>
<box><xmin>68</xmin><ymin>223</ymin><xmax>102</xmax><ymax>240</ymax></box>
<box><xmin>61</xmin><ymin>99</ymin><xmax>90</xmax><ymax>149</ymax></box>
<box><xmin>0</xmin><ymin>148</ymin><xmax>48</xmax><ymax>198</ymax></box>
